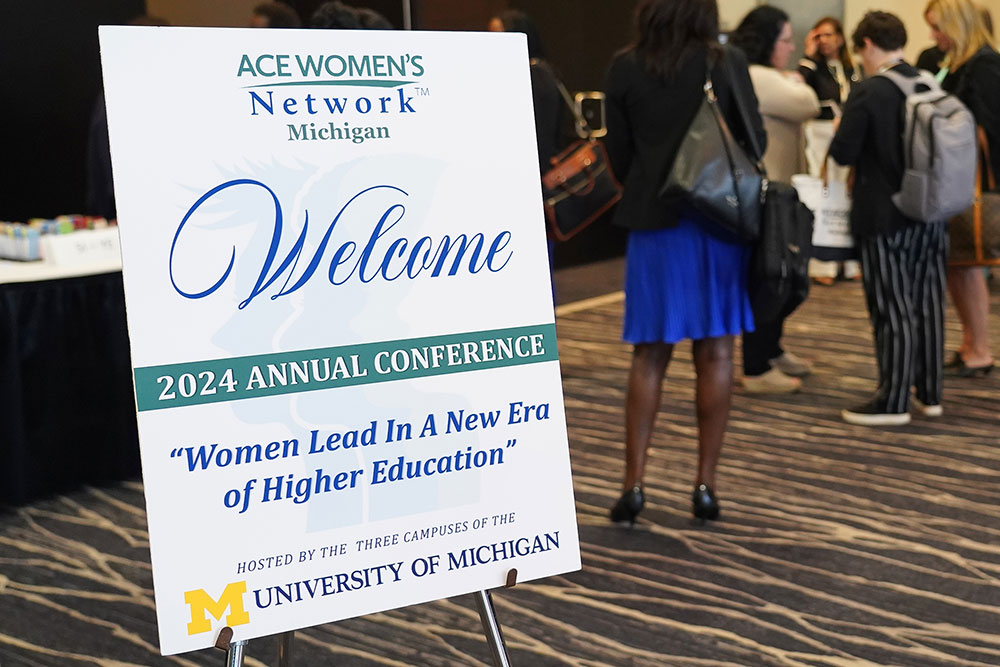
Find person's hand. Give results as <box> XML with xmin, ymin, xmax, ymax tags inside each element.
<box><xmin>804</xmin><ymin>28</ymin><xmax>819</xmax><ymax>58</ymax></box>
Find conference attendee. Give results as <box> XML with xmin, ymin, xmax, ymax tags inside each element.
<box><xmin>799</xmin><ymin>17</ymin><xmax>860</xmax><ymax>120</ymax></box>
<box><xmin>488</xmin><ymin>11</ymin><xmax>572</xmax><ymax>179</ymax></box>
<box><xmin>728</xmin><ymin>6</ymin><xmax>819</xmax><ymax>394</ymax></box>
<box><xmin>798</xmin><ymin>16</ymin><xmax>862</xmax><ymax>286</ymax></box>
<box><xmin>488</xmin><ymin>10</ymin><xmax>573</xmax><ymax>296</ymax></box>
<box><xmin>829</xmin><ymin>11</ymin><xmax>949</xmax><ymax>425</ymax></box>
<box><xmin>310</xmin><ymin>1</ymin><xmax>393</xmax><ymax>30</ymax></box>
<box><xmin>310</xmin><ymin>1</ymin><xmax>362</xmax><ymax>29</ymax></box>
<box><xmin>925</xmin><ymin>0</ymin><xmax>999</xmax><ymax>377</ymax></box>
<box><xmin>249</xmin><ymin>2</ymin><xmax>301</xmax><ymax>28</ymax></box>
<box><xmin>604</xmin><ymin>0</ymin><xmax>765</xmax><ymax>524</ymax></box>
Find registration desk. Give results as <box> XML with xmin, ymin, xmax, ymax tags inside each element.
<box><xmin>0</xmin><ymin>259</ymin><xmax>141</xmax><ymax>506</ymax></box>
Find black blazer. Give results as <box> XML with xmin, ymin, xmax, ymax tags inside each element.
<box><xmin>829</xmin><ymin>62</ymin><xmax>918</xmax><ymax>238</ymax></box>
<box><xmin>942</xmin><ymin>46</ymin><xmax>1000</xmax><ymax>188</ymax></box>
<box><xmin>604</xmin><ymin>44</ymin><xmax>766</xmax><ymax>231</ymax></box>
<box><xmin>529</xmin><ymin>60</ymin><xmax>574</xmax><ymax>175</ymax></box>
<box><xmin>798</xmin><ymin>54</ymin><xmax>858</xmax><ymax>120</ymax></box>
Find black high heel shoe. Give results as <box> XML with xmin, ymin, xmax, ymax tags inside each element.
<box><xmin>610</xmin><ymin>486</ymin><xmax>645</xmax><ymax>526</ymax></box>
<box><xmin>955</xmin><ymin>359</ymin><xmax>995</xmax><ymax>377</ymax></box>
<box><xmin>692</xmin><ymin>484</ymin><xmax>719</xmax><ymax>523</ymax></box>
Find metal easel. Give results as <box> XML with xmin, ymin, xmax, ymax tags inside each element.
<box><xmin>214</xmin><ymin>568</ymin><xmax>518</xmax><ymax>667</ymax></box>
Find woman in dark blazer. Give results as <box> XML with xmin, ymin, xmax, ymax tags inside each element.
<box><xmin>604</xmin><ymin>0</ymin><xmax>765</xmax><ymax>525</ymax></box>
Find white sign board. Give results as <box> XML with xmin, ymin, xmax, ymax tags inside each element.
<box><xmin>100</xmin><ymin>26</ymin><xmax>580</xmax><ymax>656</ymax></box>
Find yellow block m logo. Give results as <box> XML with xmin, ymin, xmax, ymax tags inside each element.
<box><xmin>184</xmin><ymin>581</ymin><xmax>250</xmax><ymax>635</ymax></box>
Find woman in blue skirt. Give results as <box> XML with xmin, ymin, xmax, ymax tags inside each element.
<box><xmin>604</xmin><ymin>0</ymin><xmax>765</xmax><ymax>524</ymax></box>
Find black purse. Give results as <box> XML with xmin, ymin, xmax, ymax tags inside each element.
<box><xmin>659</xmin><ymin>52</ymin><xmax>764</xmax><ymax>242</ymax></box>
<box><xmin>540</xmin><ymin>65</ymin><xmax>623</xmax><ymax>241</ymax></box>
<box><xmin>723</xmin><ymin>58</ymin><xmax>814</xmax><ymax>322</ymax></box>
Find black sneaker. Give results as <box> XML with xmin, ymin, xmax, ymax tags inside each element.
<box><xmin>842</xmin><ymin>399</ymin><xmax>911</xmax><ymax>426</ymax></box>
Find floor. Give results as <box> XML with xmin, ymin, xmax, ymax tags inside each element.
<box><xmin>1</xmin><ymin>259</ymin><xmax>998</xmax><ymax>666</ymax></box>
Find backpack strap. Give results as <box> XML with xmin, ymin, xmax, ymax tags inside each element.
<box><xmin>877</xmin><ymin>68</ymin><xmax>940</xmax><ymax>95</ymax></box>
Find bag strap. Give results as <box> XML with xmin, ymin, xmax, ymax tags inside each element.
<box><xmin>978</xmin><ymin>125</ymin><xmax>997</xmax><ymax>191</ymax></box>
<box><xmin>719</xmin><ymin>49</ymin><xmax>767</xmax><ymax>177</ymax></box>
<box><xmin>531</xmin><ymin>58</ymin><xmax>590</xmax><ymax>138</ymax></box>
<box><xmin>877</xmin><ymin>68</ymin><xmax>941</xmax><ymax>96</ymax></box>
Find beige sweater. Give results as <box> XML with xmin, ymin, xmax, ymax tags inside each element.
<box><xmin>748</xmin><ymin>64</ymin><xmax>820</xmax><ymax>182</ymax></box>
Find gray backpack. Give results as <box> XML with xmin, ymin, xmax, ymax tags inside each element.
<box><xmin>878</xmin><ymin>69</ymin><xmax>977</xmax><ymax>222</ymax></box>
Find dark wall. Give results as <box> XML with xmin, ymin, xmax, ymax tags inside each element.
<box><xmin>412</xmin><ymin>0</ymin><xmax>637</xmax><ymax>268</ymax></box>
<box><xmin>1</xmin><ymin>0</ymin><xmax>635</xmax><ymax>267</ymax></box>
<box><xmin>0</xmin><ymin>0</ymin><xmax>145</xmax><ymax>221</ymax></box>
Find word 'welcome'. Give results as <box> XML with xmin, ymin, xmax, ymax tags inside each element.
<box><xmin>169</xmin><ymin>180</ymin><xmax>513</xmax><ymax>309</ymax></box>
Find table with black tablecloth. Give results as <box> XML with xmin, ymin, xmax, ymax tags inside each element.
<box><xmin>0</xmin><ymin>261</ymin><xmax>140</xmax><ymax>506</ymax></box>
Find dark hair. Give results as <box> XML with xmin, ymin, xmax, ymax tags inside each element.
<box><xmin>851</xmin><ymin>11</ymin><xmax>907</xmax><ymax>52</ymax></box>
<box><xmin>634</xmin><ymin>0</ymin><xmax>719</xmax><ymax>77</ymax></box>
<box><xmin>728</xmin><ymin>5</ymin><xmax>790</xmax><ymax>67</ymax></box>
<box><xmin>310</xmin><ymin>1</ymin><xmax>362</xmax><ymax>29</ymax></box>
<box><xmin>357</xmin><ymin>7</ymin><xmax>393</xmax><ymax>29</ymax></box>
<box><xmin>128</xmin><ymin>14</ymin><xmax>170</xmax><ymax>26</ymax></box>
<box><xmin>494</xmin><ymin>10</ymin><xmax>546</xmax><ymax>59</ymax></box>
<box><xmin>812</xmin><ymin>16</ymin><xmax>854</xmax><ymax>71</ymax></box>
<box><xmin>253</xmin><ymin>2</ymin><xmax>301</xmax><ymax>28</ymax></box>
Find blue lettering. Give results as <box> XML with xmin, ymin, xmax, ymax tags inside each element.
<box><xmin>169</xmin><ymin>181</ymin><xmax>515</xmax><ymax>308</ymax></box>
<box><xmin>250</xmin><ymin>91</ymin><xmax>274</xmax><ymax>115</ymax></box>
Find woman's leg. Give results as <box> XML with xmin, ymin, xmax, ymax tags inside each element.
<box><xmin>947</xmin><ymin>266</ymin><xmax>993</xmax><ymax>366</ymax></box>
<box><xmin>622</xmin><ymin>342</ymin><xmax>673</xmax><ymax>490</ymax></box>
<box><xmin>691</xmin><ymin>335</ymin><xmax>735</xmax><ymax>489</ymax></box>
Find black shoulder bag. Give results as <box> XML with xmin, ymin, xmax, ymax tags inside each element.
<box><xmin>659</xmin><ymin>50</ymin><xmax>764</xmax><ymax>242</ymax></box>
<box><xmin>724</xmin><ymin>57</ymin><xmax>815</xmax><ymax>322</ymax></box>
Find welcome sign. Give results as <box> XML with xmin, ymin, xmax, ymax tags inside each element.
<box><xmin>100</xmin><ymin>26</ymin><xmax>580</xmax><ymax>655</ymax></box>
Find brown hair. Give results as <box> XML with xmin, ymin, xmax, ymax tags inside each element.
<box><xmin>812</xmin><ymin>16</ymin><xmax>855</xmax><ymax>72</ymax></box>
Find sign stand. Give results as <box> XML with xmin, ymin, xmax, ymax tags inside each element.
<box><xmin>213</xmin><ymin>569</ymin><xmax>518</xmax><ymax>667</ymax></box>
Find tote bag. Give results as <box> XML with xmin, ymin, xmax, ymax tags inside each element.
<box><xmin>949</xmin><ymin>127</ymin><xmax>1000</xmax><ymax>266</ymax></box>
<box><xmin>791</xmin><ymin>169</ymin><xmax>853</xmax><ymax>251</ymax></box>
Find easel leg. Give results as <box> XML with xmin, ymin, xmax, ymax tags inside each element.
<box><xmin>225</xmin><ymin>638</ymin><xmax>248</xmax><ymax>667</ymax></box>
<box><xmin>474</xmin><ymin>590</ymin><xmax>511</xmax><ymax>667</ymax></box>
<box><xmin>277</xmin><ymin>631</ymin><xmax>294</xmax><ymax>667</ymax></box>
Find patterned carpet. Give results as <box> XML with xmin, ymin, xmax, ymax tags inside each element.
<box><xmin>1</xmin><ymin>275</ymin><xmax>998</xmax><ymax>666</ymax></box>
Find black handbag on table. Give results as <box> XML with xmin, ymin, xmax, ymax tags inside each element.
<box><xmin>659</xmin><ymin>51</ymin><xmax>764</xmax><ymax>243</ymax></box>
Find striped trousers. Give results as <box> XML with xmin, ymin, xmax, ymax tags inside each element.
<box><xmin>858</xmin><ymin>222</ymin><xmax>948</xmax><ymax>412</ymax></box>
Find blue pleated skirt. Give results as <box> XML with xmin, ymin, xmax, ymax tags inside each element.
<box><xmin>623</xmin><ymin>215</ymin><xmax>755</xmax><ymax>344</ymax></box>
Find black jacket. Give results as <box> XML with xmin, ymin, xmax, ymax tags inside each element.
<box><xmin>604</xmin><ymin>44</ymin><xmax>766</xmax><ymax>231</ymax></box>
<box><xmin>529</xmin><ymin>60</ymin><xmax>575</xmax><ymax>175</ymax></box>
<box><xmin>829</xmin><ymin>62</ymin><xmax>918</xmax><ymax>238</ymax></box>
<box><xmin>798</xmin><ymin>54</ymin><xmax>858</xmax><ymax>120</ymax></box>
<box><xmin>942</xmin><ymin>45</ymin><xmax>1000</xmax><ymax>188</ymax></box>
